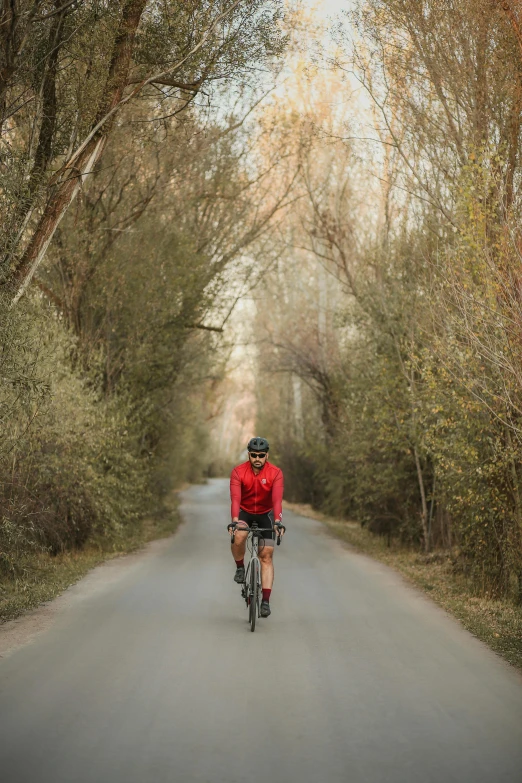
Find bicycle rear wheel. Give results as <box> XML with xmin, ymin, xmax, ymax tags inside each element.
<box><xmin>249</xmin><ymin>559</ymin><xmax>259</xmax><ymax>632</ymax></box>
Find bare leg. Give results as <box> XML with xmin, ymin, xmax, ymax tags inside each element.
<box><xmin>258</xmin><ymin>546</ymin><xmax>274</xmax><ymax>590</ymax></box>
<box><xmin>231</xmin><ymin>527</ymin><xmax>248</xmax><ymax>562</ymax></box>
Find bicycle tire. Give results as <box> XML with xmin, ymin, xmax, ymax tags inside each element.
<box><xmin>249</xmin><ymin>559</ymin><xmax>259</xmax><ymax>632</ymax></box>
<box><xmin>243</xmin><ymin>563</ymin><xmax>250</xmax><ymax>608</ymax></box>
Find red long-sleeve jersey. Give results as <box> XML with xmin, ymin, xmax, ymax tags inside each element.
<box><xmin>230</xmin><ymin>460</ymin><xmax>284</xmax><ymax>521</ymax></box>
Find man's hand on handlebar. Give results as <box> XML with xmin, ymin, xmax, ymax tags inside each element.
<box><xmin>227</xmin><ymin>518</ymin><xmax>239</xmax><ymax>536</ymax></box>
<box><xmin>275</xmin><ymin>522</ymin><xmax>286</xmax><ymax>545</ymax></box>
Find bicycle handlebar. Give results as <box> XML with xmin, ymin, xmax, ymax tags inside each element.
<box><xmin>227</xmin><ymin>522</ymin><xmax>286</xmax><ymax>545</ymax></box>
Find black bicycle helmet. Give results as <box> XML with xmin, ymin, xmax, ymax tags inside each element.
<box><xmin>247</xmin><ymin>436</ymin><xmax>269</xmax><ymax>452</ymax></box>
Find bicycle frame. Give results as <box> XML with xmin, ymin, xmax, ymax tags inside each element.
<box><xmin>242</xmin><ymin>527</ymin><xmax>264</xmax><ymax>620</ymax></box>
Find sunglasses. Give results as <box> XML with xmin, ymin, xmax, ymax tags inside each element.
<box><xmin>249</xmin><ymin>452</ymin><xmax>267</xmax><ymax>459</ymax></box>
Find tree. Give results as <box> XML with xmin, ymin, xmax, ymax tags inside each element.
<box><xmin>0</xmin><ymin>0</ymin><xmax>286</xmax><ymax>301</ymax></box>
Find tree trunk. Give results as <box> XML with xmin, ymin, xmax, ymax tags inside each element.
<box><xmin>292</xmin><ymin>374</ymin><xmax>304</xmax><ymax>440</ymax></box>
<box><xmin>506</xmin><ymin>426</ymin><xmax>522</xmax><ymax>603</ymax></box>
<box><xmin>414</xmin><ymin>444</ymin><xmax>430</xmax><ymax>553</ymax></box>
<box><xmin>31</xmin><ymin>2</ymin><xmax>64</xmax><ymax>182</ymax></box>
<box><xmin>504</xmin><ymin>82</ymin><xmax>521</xmax><ymax>212</ymax></box>
<box><xmin>11</xmin><ymin>0</ymin><xmax>147</xmax><ymax>303</ymax></box>
<box><xmin>0</xmin><ymin>0</ymin><xmax>29</xmax><ymax>129</ymax></box>
<box><xmin>12</xmin><ymin>136</ymin><xmax>106</xmax><ymax>304</ymax></box>
<box><xmin>501</xmin><ymin>2</ymin><xmax>522</xmax><ymax>66</ymax></box>
<box><xmin>2</xmin><ymin>3</ymin><xmax>66</xmax><ymax>269</ymax></box>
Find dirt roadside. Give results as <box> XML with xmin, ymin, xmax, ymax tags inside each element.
<box><xmin>0</xmin><ymin>536</ymin><xmax>175</xmax><ymax>660</ymax></box>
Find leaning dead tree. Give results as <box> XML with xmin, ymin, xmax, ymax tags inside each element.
<box><xmin>0</xmin><ymin>0</ymin><xmax>284</xmax><ymax>303</ymax></box>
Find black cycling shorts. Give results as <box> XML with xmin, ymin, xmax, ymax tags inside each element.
<box><xmin>238</xmin><ymin>509</ymin><xmax>275</xmax><ymax>547</ymax></box>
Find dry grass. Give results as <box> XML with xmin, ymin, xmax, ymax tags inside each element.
<box><xmin>0</xmin><ymin>495</ymin><xmax>182</xmax><ymax>624</ymax></box>
<box><xmin>287</xmin><ymin>502</ymin><xmax>522</xmax><ymax>671</ymax></box>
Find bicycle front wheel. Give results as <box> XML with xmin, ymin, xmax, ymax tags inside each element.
<box><xmin>249</xmin><ymin>559</ymin><xmax>259</xmax><ymax>632</ymax></box>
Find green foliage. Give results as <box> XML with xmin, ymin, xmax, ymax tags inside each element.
<box><xmin>0</xmin><ymin>33</ymin><xmax>281</xmax><ymax>590</ymax></box>
<box><xmin>250</xmin><ymin>0</ymin><xmax>522</xmax><ymax>605</ymax></box>
<box><xmin>268</xmin><ymin>189</ymin><xmax>522</xmax><ymax>598</ymax></box>
<box><xmin>0</xmin><ymin>299</ymin><xmax>146</xmax><ymax>575</ymax></box>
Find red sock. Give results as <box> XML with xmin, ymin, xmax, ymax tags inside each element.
<box><xmin>235</xmin><ymin>559</ymin><xmax>244</xmax><ymax>568</ymax></box>
<box><xmin>262</xmin><ymin>588</ymin><xmax>271</xmax><ymax>602</ymax></box>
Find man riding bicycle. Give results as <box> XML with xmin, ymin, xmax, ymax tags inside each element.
<box><xmin>229</xmin><ymin>437</ymin><xmax>284</xmax><ymax>618</ymax></box>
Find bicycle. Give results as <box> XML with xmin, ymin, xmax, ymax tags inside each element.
<box><xmin>228</xmin><ymin>521</ymin><xmax>285</xmax><ymax>632</ymax></box>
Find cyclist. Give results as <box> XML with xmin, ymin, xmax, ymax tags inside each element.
<box><xmin>229</xmin><ymin>437</ymin><xmax>284</xmax><ymax>618</ymax></box>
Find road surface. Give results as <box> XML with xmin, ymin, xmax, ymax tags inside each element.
<box><xmin>1</xmin><ymin>479</ymin><xmax>522</xmax><ymax>782</ymax></box>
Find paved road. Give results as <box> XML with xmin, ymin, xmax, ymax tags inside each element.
<box><xmin>1</xmin><ymin>479</ymin><xmax>522</xmax><ymax>783</ymax></box>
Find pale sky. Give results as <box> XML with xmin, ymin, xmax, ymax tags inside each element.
<box><xmin>301</xmin><ymin>0</ymin><xmax>353</xmax><ymax>16</ymax></box>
